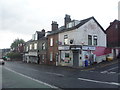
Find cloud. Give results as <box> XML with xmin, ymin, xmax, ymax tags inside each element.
<box><xmin>0</xmin><ymin>0</ymin><xmax>119</xmax><ymax>48</ymax></box>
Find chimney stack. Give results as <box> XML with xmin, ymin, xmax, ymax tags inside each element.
<box><xmin>64</xmin><ymin>14</ymin><xmax>71</xmax><ymax>28</ymax></box>
<box><xmin>41</xmin><ymin>29</ymin><xmax>45</xmax><ymax>36</ymax></box>
<box><xmin>51</xmin><ymin>21</ymin><xmax>58</xmax><ymax>31</ymax></box>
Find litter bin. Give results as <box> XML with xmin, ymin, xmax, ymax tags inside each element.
<box><xmin>85</xmin><ymin>60</ymin><xmax>88</xmax><ymax>67</ymax></box>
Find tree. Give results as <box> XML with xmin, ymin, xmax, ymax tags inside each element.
<box><xmin>7</xmin><ymin>38</ymin><xmax>25</xmax><ymax>61</ymax></box>
<box><xmin>11</xmin><ymin>38</ymin><xmax>25</xmax><ymax>51</ymax></box>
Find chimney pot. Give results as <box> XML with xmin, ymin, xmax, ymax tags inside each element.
<box><xmin>64</xmin><ymin>14</ymin><xmax>71</xmax><ymax>28</ymax></box>
<box><xmin>51</xmin><ymin>21</ymin><xmax>58</xmax><ymax>31</ymax></box>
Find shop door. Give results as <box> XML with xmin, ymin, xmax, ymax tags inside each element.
<box><xmin>73</xmin><ymin>50</ymin><xmax>79</xmax><ymax>67</ymax></box>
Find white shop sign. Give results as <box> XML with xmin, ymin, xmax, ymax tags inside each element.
<box><xmin>28</xmin><ymin>52</ymin><xmax>37</xmax><ymax>56</ymax></box>
<box><xmin>82</xmin><ymin>46</ymin><xmax>96</xmax><ymax>50</ymax></box>
<box><xmin>58</xmin><ymin>46</ymin><xmax>70</xmax><ymax>50</ymax></box>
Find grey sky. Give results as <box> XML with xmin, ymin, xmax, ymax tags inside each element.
<box><xmin>0</xmin><ymin>0</ymin><xmax>119</xmax><ymax>49</ymax></box>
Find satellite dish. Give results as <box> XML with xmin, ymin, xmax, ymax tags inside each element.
<box><xmin>70</xmin><ymin>39</ymin><xmax>74</xmax><ymax>44</ymax></box>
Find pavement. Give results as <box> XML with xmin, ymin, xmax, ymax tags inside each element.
<box><xmin>39</xmin><ymin>59</ymin><xmax>119</xmax><ymax>71</ymax></box>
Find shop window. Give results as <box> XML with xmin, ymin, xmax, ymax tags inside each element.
<box><xmin>64</xmin><ymin>35</ymin><xmax>68</xmax><ymax>45</ymax></box>
<box><xmin>65</xmin><ymin>53</ymin><xmax>69</xmax><ymax>58</ymax></box>
<box><xmin>88</xmin><ymin>35</ymin><xmax>92</xmax><ymax>45</ymax></box>
<box><xmin>93</xmin><ymin>36</ymin><xmax>97</xmax><ymax>46</ymax></box>
<box><xmin>50</xmin><ymin>52</ymin><xmax>53</xmax><ymax>61</ymax></box>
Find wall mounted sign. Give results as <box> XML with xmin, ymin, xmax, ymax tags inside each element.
<box><xmin>82</xmin><ymin>46</ymin><xmax>96</xmax><ymax>50</ymax></box>
<box><xmin>58</xmin><ymin>46</ymin><xmax>70</xmax><ymax>50</ymax></box>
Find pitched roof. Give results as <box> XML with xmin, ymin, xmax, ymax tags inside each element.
<box><xmin>106</xmin><ymin>19</ymin><xmax>120</xmax><ymax>31</ymax></box>
<box><xmin>48</xmin><ymin>16</ymin><xmax>105</xmax><ymax>36</ymax></box>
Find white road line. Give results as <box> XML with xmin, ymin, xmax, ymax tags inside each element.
<box><xmin>78</xmin><ymin>78</ymin><xmax>120</xmax><ymax>86</ymax></box>
<box><xmin>4</xmin><ymin>67</ymin><xmax>59</xmax><ymax>89</ymax></box>
<box><xmin>45</xmin><ymin>72</ymin><xmax>64</xmax><ymax>77</ymax></box>
<box><xmin>100</xmin><ymin>71</ymin><xmax>108</xmax><ymax>73</ymax></box>
<box><xmin>106</xmin><ymin>67</ymin><xmax>118</xmax><ymax>72</ymax></box>
<box><xmin>28</xmin><ymin>68</ymin><xmax>64</xmax><ymax>77</ymax></box>
<box><xmin>109</xmin><ymin>72</ymin><xmax>116</xmax><ymax>74</ymax></box>
<box><xmin>100</xmin><ymin>67</ymin><xmax>118</xmax><ymax>74</ymax></box>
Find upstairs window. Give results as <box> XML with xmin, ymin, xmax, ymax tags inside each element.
<box><xmin>115</xmin><ymin>24</ymin><xmax>118</xmax><ymax>29</ymax></box>
<box><xmin>26</xmin><ymin>46</ymin><xmax>28</xmax><ymax>51</ymax></box>
<box><xmin>88</xmin><ymin>35</ymin><xmax>92</xmax><ymax>45</ymax></box>
<box><xmin>64</xmin><ymin>35</ymin><xmax>68</xmax><ymax>45</ymax></box>
<box><xmin>93</xmin><ymin>36</ymin><xmax>97</xmax><ymax>46</ymax></box>
<box><xmin>42</xmin><ymin>43</ymin><xmax>46</xmax><ymax>50</ymax></box>
<box><xmin>50</xmin><ymin>38</ymin><xmax>53</xmax><ymax>46</ymax></box>
<box><xmin>34</xmin><ymin>43</ymin><xmax>37</xmax><ymax>50</ymax></box>
<box><xmin>30</xmin><ymin>44</ymin><xmax>32</xmax><ymax>50</ymax></box>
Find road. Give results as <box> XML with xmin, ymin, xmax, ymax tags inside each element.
<box><xmin>2</xmin><ymin>60</ymin><xmax>120</xmax><ymax>89</ymax></box>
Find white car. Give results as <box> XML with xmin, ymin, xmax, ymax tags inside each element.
<box><xmin>0</xmin><ymin>59</ymin><xmax>5</xmax><ymax>65</ymax></box>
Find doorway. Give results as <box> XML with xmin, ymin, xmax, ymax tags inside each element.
<box><xmin>73</xmin><ymin>50</ymin><xmax>79</xmax><ymax>67</ymax></box>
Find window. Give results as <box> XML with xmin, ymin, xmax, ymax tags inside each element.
<box><xmin>42</xmin><ymin>54</ymin><xmax>45</xmax><ymax>60</ymax></box>
<box><xmin>65</xmin><ymin>53</ymin><xmax>69</xmax><ymax>58</ymax></box>
<box><xmin>50</xmin><ymin>38</ymin><xmax>53</xmax><ymax>46</ymax></box>
<box><xmin>64</xmin><ymin>35</ymin><xmax>68</xmax><ymax>45</ymax></box>
<box><xmin>93</xmin><ymin>36</ymin><xmax>97</xmax><ymax>46</ymax></box>
<box><xmin>30</xmin><ymin>44</ymin><xmax>32</xmax><ymax>50</ymax></box>
<box><xmin>34</xmin><ymin>43</ymin><xmax>37</xmax><ymax>50</ymax></box>
<box><xmin>26</xmin><ymin>46</ymin><xmax>28</xmax><ymax>51</ymax></box>
<box><xmin>50</xmin><ymin>52</ymin><xmax>53</xmax><ymax>61</ymax></box>
<box><xmin>115</xmin><ymin>24</ymin><xmax>118</xmax><ymax>29</ymax></box>
<box><xmin>42</xmin><ymin>43</ymin><xmax>45</xmax><ymax>50</ymax></box>
<box><xmin>88</xmin><ymin>35</ymin><xmax>92</xmax><ymax>45</ymax></box>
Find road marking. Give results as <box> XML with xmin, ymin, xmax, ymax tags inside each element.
<box><xmin>4</xmin><ymin>67</ymin><xmax>60</xmax><ymax>89</ymax></box>
<box><xmin>106</xmin><ymin>67</ymin><xmax>118</xmax><ymax>71</ymax></box>
<box><xmin>45</xmin><ymin>72</ymin><xmax>64</xmax><ymax>77</ymax></box>
<box><xmin>28</xmin><ymin>68</ymin><xmax>64</xmax><ymax>77</ymax></box>
<box><xmin>100</xmin><ymin>71</ymin><xmax>108</xmax><ymax>74</ymax></box>
<box><xmin>109</xmin><ymin>72</ymin><xmax>116</xmax><ymax>74</ymax></box>
<box><xmin>100</xmin><ymin>71</ymin><xmax>117</xmax><ymax>74</ymax></box>
<box><xmin>78</xmin><ymin>78</ymin><xmax>120</xmax><ymax>86</ymax></box>
<box><xmin>100</xmin><ymin>61</ymin><xmax>118</xmax><ymax>68</ymax></box>
<box><xmin>81</xmin><ymin>68</ymin><xmax>95</xmax><ymax>71</ymax></box>
<box><xmin>100</xmin><ymin>67</ymin><xmax>118</xmax><ymax>74</ymax></box>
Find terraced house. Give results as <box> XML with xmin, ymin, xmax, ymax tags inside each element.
<box><xmin>47</xmin><ymin>15</ymin><xmax>107</xmax><ymax>67</ymax></box>
<box><xmin>23</xmin><ymin>29</ymin><xmax>49</xmax><ymax>64</ymax></box>
<box><xmin>106</xmin><ymin>20</ymin><xmax>120</xmax><ymax>59</ymax></box>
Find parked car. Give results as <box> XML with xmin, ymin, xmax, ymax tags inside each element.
<box><xmin>0</xmin><ymin>59</ymin><xmax>5</xmax><ymax>65</ymax></box>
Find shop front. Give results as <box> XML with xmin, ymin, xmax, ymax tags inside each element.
<box><xmin>58</xmin><ymin>45</ymin><xmax>73</xmax><ymax>66</ymax></box>
<box><xmin>58</xmin><ymin>45</ymin><xmax>96</xmax><ymax>67</ymax></box>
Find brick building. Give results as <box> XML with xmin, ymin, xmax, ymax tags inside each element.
<box><xmin>106</xmin><ymin>20</ymin><xmax>120</xmax><ymax>58</ymax></box>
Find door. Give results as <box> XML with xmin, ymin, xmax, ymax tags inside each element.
<box><xmin>73</xmin><ymin>50</ymin><xmax>79</xmax><ymax>67</ymax></box>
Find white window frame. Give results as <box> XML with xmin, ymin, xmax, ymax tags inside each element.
<box><xmin>50</xmin><ymin>38</ymin><xmax>53</xmax><ymax>46</ymax></box>
<box><xmin>42</xmin><ymin>43</ymin><xmax>46</xmax><ymax>50</ymax></box>
<box><xmin>30</xmin><ymin>44</ymin><xmax>32</xmax><ymax>50</ymax></box>
<box><xmin>64</xmin><ymin>35</ymin><xmax>68</xmax><ymax>45</ymax></box>
<box><xmin>50</xmin><ymin>52</ymin><xmax>53</xmax><ymax>61</ymax></box>
<box><xmin>26</xmin><ymin>46</ymin><xmax>28</xmax><ymax>51</ymax></box>
<box><xmin>93</xmin><ymin>35</ymin><xmax>97</xmax><ymax>46</ymax></box>
<box><xmin>88</xmin><ymin>35</ymin><xmax>92</xmax><ymax>45</ymax></box>
<box><xmin>34</xmin><ymin>43</ymin><xmax>37</xmax><ymax>50</ymax></box>
<box><xmin>42</xmin><ymin>54</ymin><xmax>45</xmax><ymax>60</ymax></box>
